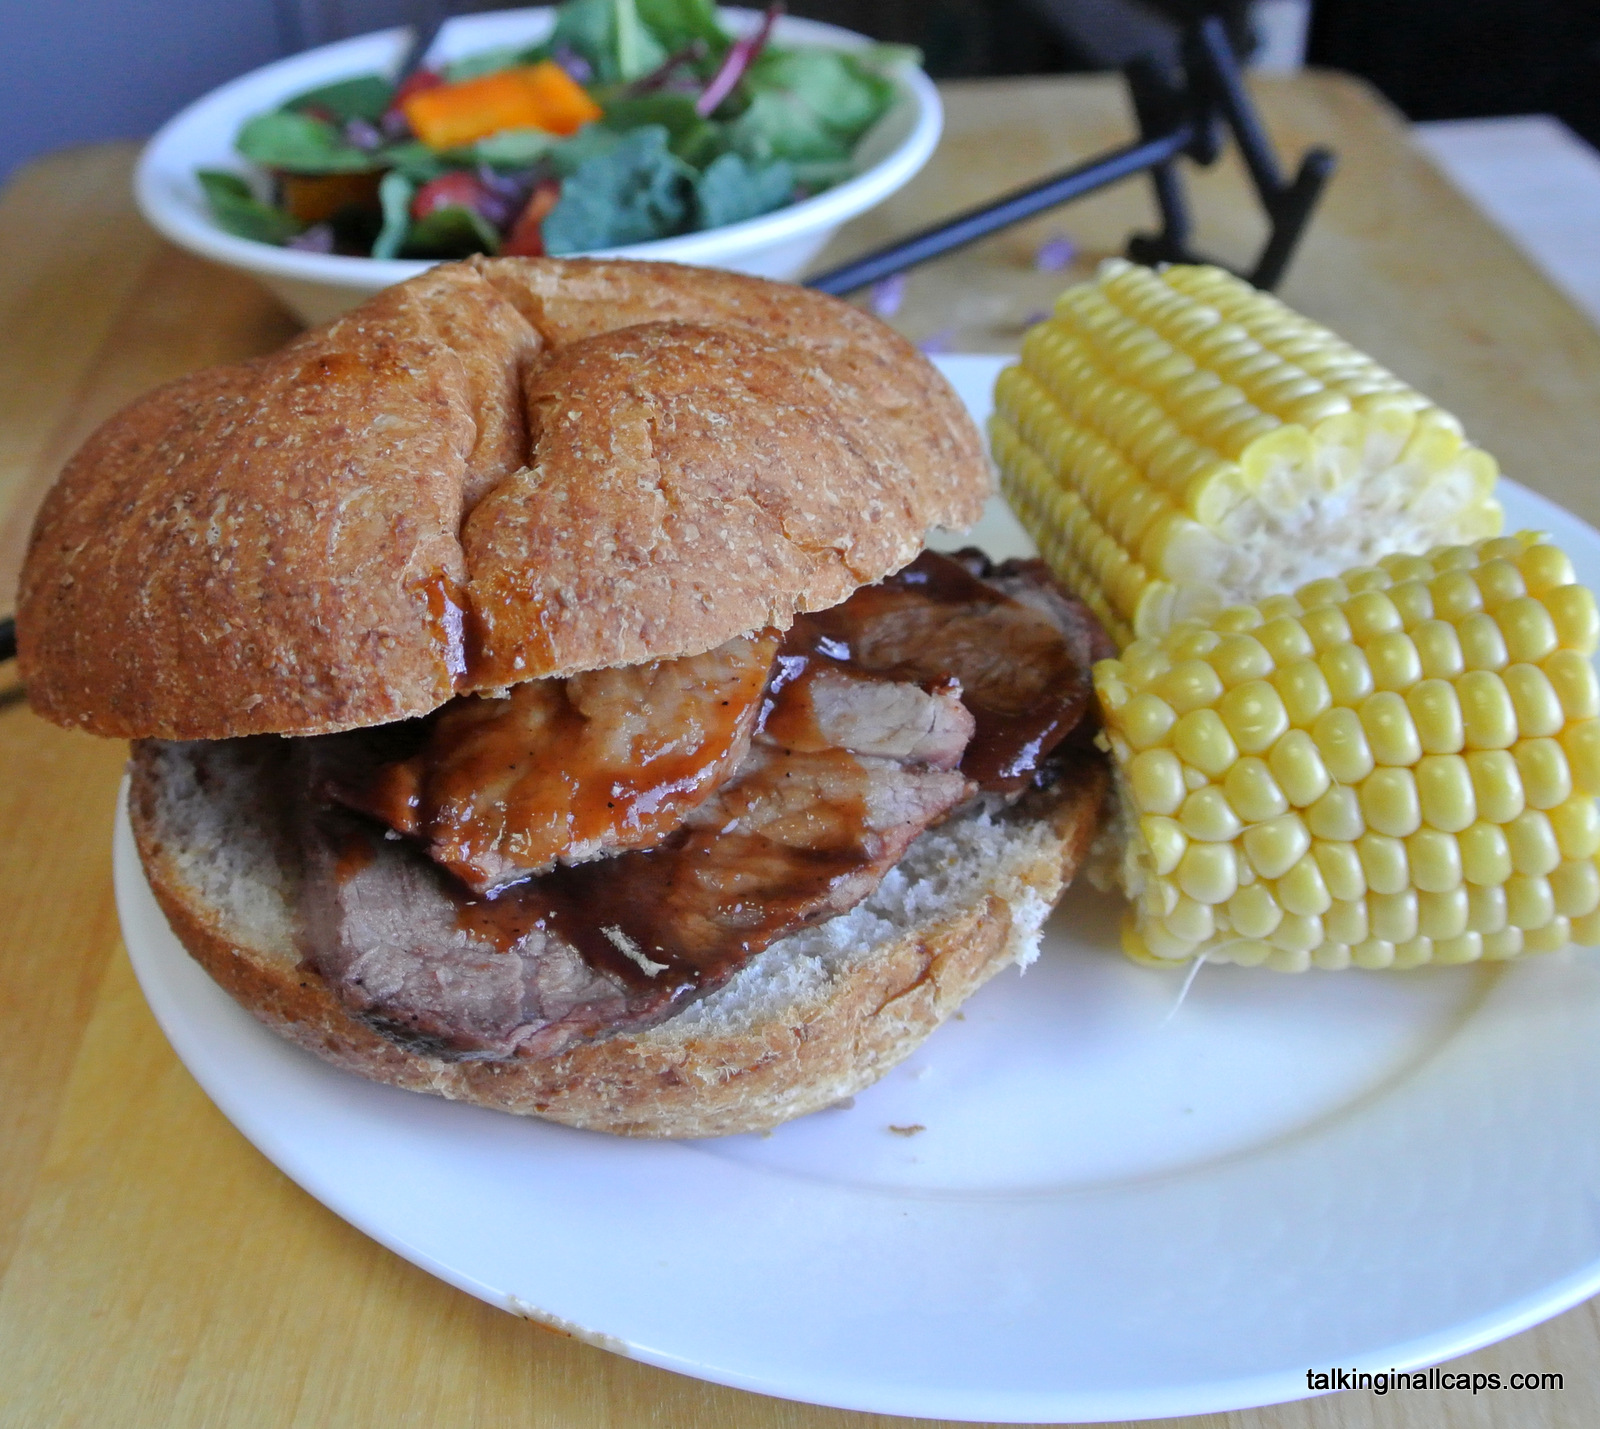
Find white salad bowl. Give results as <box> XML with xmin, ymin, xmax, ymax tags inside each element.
<box><xmin>135</xmin><ymin>7</ymin><xmax>941</xmax><ymax>326</ymax></box>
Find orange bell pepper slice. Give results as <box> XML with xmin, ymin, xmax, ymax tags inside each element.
<box><xmin>402</xmin><ymin>61</ymin><xmax>603</xmax><ymax>149</ymax></box>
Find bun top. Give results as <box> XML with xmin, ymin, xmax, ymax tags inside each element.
<box><xmin>18</xmin><ymin>258</ymin><xmax>988</xmax><ymax>739</ymax></box>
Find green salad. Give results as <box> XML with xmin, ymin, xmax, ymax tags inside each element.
<box><xmin>198</xmin><ymin>0</ymin><xmax>914</xmax><ymax>261</ymax></box>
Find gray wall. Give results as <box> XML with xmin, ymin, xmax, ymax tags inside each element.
<box><xmin>0</xmin><ymin>0</ymin><xmax>416</xmax><ymax>184</ymax></box>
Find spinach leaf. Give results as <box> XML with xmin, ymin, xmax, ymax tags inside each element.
<box><xmin>237</xmin><ymin>111</ymin><xmax>376</xmax><ymax>173</ymax></box>
<box><xmin>197</xmin><ymin>169</ymin><xmax>303</xmax><ymax>245</ymax></box>
<box><xmin>550</xmin><ymin>121</ymin><xmax>624</xmax><ymax>176</ymax></box>
<box><xmin>727</xmin><ymin>89</ymin><xmax>849</xmax><ymax>165</ymax></box>
<box><xmin>694</xmin><ymin>152</ymin><xmax>793</xmax><ymax>229</ymax></box>
<box><xmin>543</xmin><ymin>125</ymin><xmax>692</xmax><ymax>253</ymax></box>
<box><xmin>637</xmin><ymin>0</ymin><xmax>725</xmax><ymax>51</ymax></box>
<box><xmin>471</xmin><ymin>126</ymin><xmax>562</xmax><ymax>167</ymax></box>
<box><xmin>403</xmin><ymin>204</ymin><xmax>502</xmax><ymax>257</ymax></box>
<box><xmin>602</xmin><ymin>93</ymin><xmax>707</xmax><ymax>151</ymax></box>
<box><xmin>551</xmin><ymin>0</ymin><xmax>665</xmax><ymax>83</ymax></box>
<box><xmin>376</xmin><ymin>141</ymin><xmax>451</xmax><ymax>182</ymax></box>
<box><xmin>371</xmin><ymin>171</ymin><xmax>415</xmax><ymax>259</ymax></box>
<box><xmin>747</xmin><ymin>47</ymin><xmax>894</xmax><ymax>141</ymax></box>
<box><xmin>613</xmin><ymin>0</ymin><xmax>668</xmax><ymax>81</ymax></box>
<box><xmin>281</xmin><ymin>73</ymin><xmax>394</xmax><ymax>122</ymax></box>
<box><xmin>442</xmin><ymin>42</ymin><xmax>547</xmax><ymax>81</ymax></box>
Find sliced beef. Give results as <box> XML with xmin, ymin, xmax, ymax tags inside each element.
<box><xmin>294</xmin><ymin>551</ymin><xmax>1102</xmax><ymax>1062</ymax></box>
<box><xmin>801</xmin><ymin>550</ymin><xmax>1099</xmax><ymax>791</ymax></box>
<box><xmin>334</xmin><ymin>631</ymin><xmax>779</xmax><ymax>895</ymax></box>
<box><xmin>297</xmin><ymin>666</ymin><xmax>975</xmax><ymax>1061</ymax></box>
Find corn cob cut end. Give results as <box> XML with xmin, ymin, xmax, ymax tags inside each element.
<box><xmin>992</xmin><ymin>259</ymin><xmax>1504</xmax><ymax>647</ymax></box>
<box><xmin>1096</xmin><ymin>532</ymin><xmax>1600</xmax><ymax>970</ymax></box>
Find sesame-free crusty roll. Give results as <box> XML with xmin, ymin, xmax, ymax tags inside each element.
<box><xmin>19</xmin><ymin>258</ymin><xmax>988</xmax><ymax>740</ymax></box>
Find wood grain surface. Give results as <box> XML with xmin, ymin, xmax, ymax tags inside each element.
<box><xmin>3</xmin><ymin>72</ymin><xmax>1600</xmax><ymax>1429</ymax></box>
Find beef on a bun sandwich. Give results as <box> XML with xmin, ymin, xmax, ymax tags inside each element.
<box><xmin>19</xmin><ymin>257</ymin><xmax>1108</xmax><ymax>1136</ymax></box>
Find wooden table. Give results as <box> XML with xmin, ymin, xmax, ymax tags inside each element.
<box><xmin>3</xmin><ymin>72</ymin><xmax>1599</xmax><ymax>1429</ymax></box>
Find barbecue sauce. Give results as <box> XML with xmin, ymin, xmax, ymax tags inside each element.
<box><xmin>327</xmin><ymin>552</ymin><xmax>1098</xmax><ymax>1027</ymax></box>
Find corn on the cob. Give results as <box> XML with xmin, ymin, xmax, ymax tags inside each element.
<box><xmin>991</xmin><ymin>260</ymin><xmax>1504</xmax><ymax>647</ymax></box>
<box><xmin>1096</xmin><ymin>532</ymin><xmax>1600</xmax><ymax>971</ymax></box>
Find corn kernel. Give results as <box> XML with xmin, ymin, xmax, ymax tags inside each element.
<box><xmin>1560</xmin><ymin>719</ymin><xmax>1600</xmax><ymax>795</ymax></box>
<box><xmin>1165</xmin><ymin>895</ymin><xmax>1216</xmax><ymax>943</ymax></box>
<box><xmin>1352</xmin><ymin>937</ymin><xmax>1397</xmax><ymax>969</ymax></box>
<box><xmin>1224</xmin><ymin>756</ymin><xmax>1289</xmax><ymax>822</ymax></box>
<box><xmin>1413</xmin><ymin>620</ymin><xmax>1466</xmax><ymax>679</ymax></box>
<box><xmin>1178</xmin><ymin>842</ymin><xmax>1240</xmax><ymax>904</ymax></box>
<box><xmin>1325</xmin><ymin>896</ymin><xmax>1369</xmax><ymax>943</ymax></box>
<box><xmin>1458</xmin><ymin>611</ymin><xmax>1509</xmax><ymax>672</ymax></box>
<box><xmin>1550</xmin><ymin>859</ymin><xmax>1600</xmax><ymax>918</ymax></box>
<box><xmin>1543</xmin><ymin>650</ymin><xmax>1599</xmax><ymax>719</ymax></box>
<box><xmin>1481</xmin><ymin>926</ymin><xmax>1524</xmax><ymax>959</ymax></box>
<box><xmin>1278</xmin><ymin>854</ymin><xmax>1333</xmax><ymax>916</ymax></box>
<box><xmin>1551</xmin><ymin>795</ymin><xmax>1600</xmax><ymax>859</ymax></box>
<box><xmin>1367</xmin><ymin>631</ymin><xmax>1423</xmax><ymax>692</ymax></box>
<box><xmin>1270</xmin><ymin>911</ymin><xmax>1324</xmax><ymax>952</ymax></box>
<box><xmin>1507</xmin><ymin>810</ymin><xmax>1561</xmax><ymax>877</ymax></box>
<box><xmin>1227</xmin><ymin>882</ymin><xmax>1284</xmax><ymax>938</ymax></box>
<box><xmin>1516</xmin><ymin>541</ymin><xmax>1575</xmax><ymax>594</ymax></box>
<box><xmin>1119</xmin><ymin>691</ymin><xmax>1177</xmax><ymax>750</ymax></box>
<box><xmin>1415</xmin><ymin>753</ymin><xmax>1476</xmax><ymax>833</ymax></box>
<box><xmin>1432</xmin><ymin>569</ymin><xmax>1484</xmax><ymax>622</ymax></box>
<box><xmin>1270</xmin><ymin>728</ymin><xmax>1332</xmax><ymax>806</ymax></box>
<box><xmin>1497</xmin><ymin>596</ymin><xmax>1559</xmax><ymax>663</ymax></box>
<box><xmin>1547</xmin><ymin>583</ymin><xmax>1599</xmax><ymax>651</ymax></box>
<box><xmin>1574</xmin><ymin>907</ymin><xmax>1600</xmax><ymax>944</ymax></box>
<box><xmin>1369</xmin><ymin>889</ymin><xmax>1419</xmax><ymax>943</ymax></box>
<box><xmin>1257</xmin><ymin>615</ymin><xmax>1314</xmax><ymax>663</ymax></box>
<box><xmin>1473</xmin><ymin>557</ymin><xmax>1526</xmax><ymax>609</ymax></box>
<box><xmin>1404</xmin><ymin>678</ymin><xmax>1464</xmax><ymax>754</ymax></box>
<box><xmin>1308</xmin><ymin>784</ymin><xmax>1364</xmax><ymax>842</ymax></box>
<box><xmin>1432</xmin><ymin>931</ymin><xmax>1483</xmax><ymax>964</ymax></box>
<box><xmin>1220</xmin><ymin>680</ymin><xmax>1289</xmax><ymax>754</ymax></box>
<box><xmin>1129</xmin><ymin>747</ymin><xmax>1187</xmax><ymax>814</ymax></box>
<box><xmin>1313</xmin><ymin>941</ymin><xmax>1354</xmax><ymax>969</ymax></box>
<box><xmin>1392</xmin><ymin>935</ymin><xmax>1435</xmax><ymax>968</ymax></box>
<box><xmin>1417</xmin><ymin>885</ymin><xmax>1469</xmax><ymax>939</ymax></box>
<box><xmin>1243</xmin><ymin>812</ymin><xmax>1311</xmax><ymax>879</ymax></box>
<box><xmin>1361</xmin><ymin>766</ymin><xmax>1422</xmax><ymax>838</ymax></box>
<box><xmin>1359</xmin><ymin>690</ymin><xmax>1422</xmax><ymax>766</ymax></box>
<box><xmin>1141</xmin><ymin>815</ymin><xmax>1187</xmax><ymax>874</ymax></box>
<box><xmin>1173</xmin><ymin>708</ymin><xmax>1240</xmax><ymax>776</ymax></box>
<box><xmin>1466</xmin><ymin>748</ymin><xmax>1526</xmax><ymax>822</ymax></box>
<box><xmin>1514</xmin><ymin>738</ymin><xmax>1572</xmax><ymax>810</ymax></box>
<box><xmin>1302</xmin><ymin>605</ymin><xmax>1352</xmax><ymax>653</ymax></box>
<box><xmin>1181</xmin><ymin>786</ymin><xmax>1245</xmax><ymax>841</ymax></box>
<box><xmin>1503</xmin><ymin>663</ymin><xmax>1564</xmax><ymax>738</ymax></box>
<box><xmin>1506</xmin><ymin>873</ymin><xmax>1555</xmax><ymax>929</ymax></box>
<box><xmin>1358</xmin><ymin>832</ymin><xmax>1410</xmax><ymax>894</ymax></box>
<box><xmin>1388</xmin><ymin>579</ymin><xmax>1434</xmax><ymax>628</ymax></box>
<box><xmin>1521</xmin><ymin>917</ymin><xmax>1572</xmax><ymax>954</ymax></box>
<box><xmin>1314</xmin><ymin>841</ymin><xmax>1367</xmax><ymax>901</ymax></box>
<box><xmin>1209</xmin><ymin>633</ymin><xmax>1274</xmax><ymax>686</ymax></box>
<box><xmin>1466</xmin><ymin>881</ymin><xmax>1509</xmax><ymax>933</ymax></box>
<box><xmin>1320</xmin><ymin>643</ymin><xmax>1376</xmax><ymax>704</ymax></box>
<box><xmin>1313</xmin><ymin>706</ymin><xmax>1376</xmax><ymax>784</ymax></box>
<box><xmin>1458</xmin><ymin>670</ymin><xmax>1518</xmax><ymax>749</ymax></box>
<box><xmin>1273</xmin><ymin>660</ymin><xmax>1333</xmax><ymax>727</ymax></box>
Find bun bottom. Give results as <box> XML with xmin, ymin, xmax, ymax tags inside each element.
<box><xmin>129</xmin><ymin>740</ymin><xmax>1107</xmax><ymax>1138</ymax></box>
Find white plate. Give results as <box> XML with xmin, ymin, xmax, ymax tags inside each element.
<box><xmin>118</xmin><ymin>356</ymin><xmax>1600</xmax><ymax>1423</ymax></box>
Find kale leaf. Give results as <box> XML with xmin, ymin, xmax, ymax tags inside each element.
<box><xmin>543</xmin><ymin>125</ymin><xmax>692</xmax><ymax>252</ymax></box>
<box><xmin>694</xmin><ymin>152</ymin><xmax>793</xmax><ymax>229</ymax></box>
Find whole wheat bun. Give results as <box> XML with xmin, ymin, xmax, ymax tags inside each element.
<box><xmin>130</xmin><ymin>738</ymin><xmax>1106</xmax><ymax>1138</ymax></box>
<box><xmin>20</xmin><ymin>258</ymin><xmax>988</xmax><ymax>740</ymax></box>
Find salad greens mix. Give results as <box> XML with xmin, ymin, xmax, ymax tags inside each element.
<box><xmin>198</xmin><ymin>0</ymin><xmax>915</xmax><ymax>260</ymax></box>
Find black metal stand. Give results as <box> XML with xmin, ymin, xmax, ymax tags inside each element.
<box><xmin>806</xmin><ymin>14</ymin><xmax>1334</xmax><ymax>297</ymax></box>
